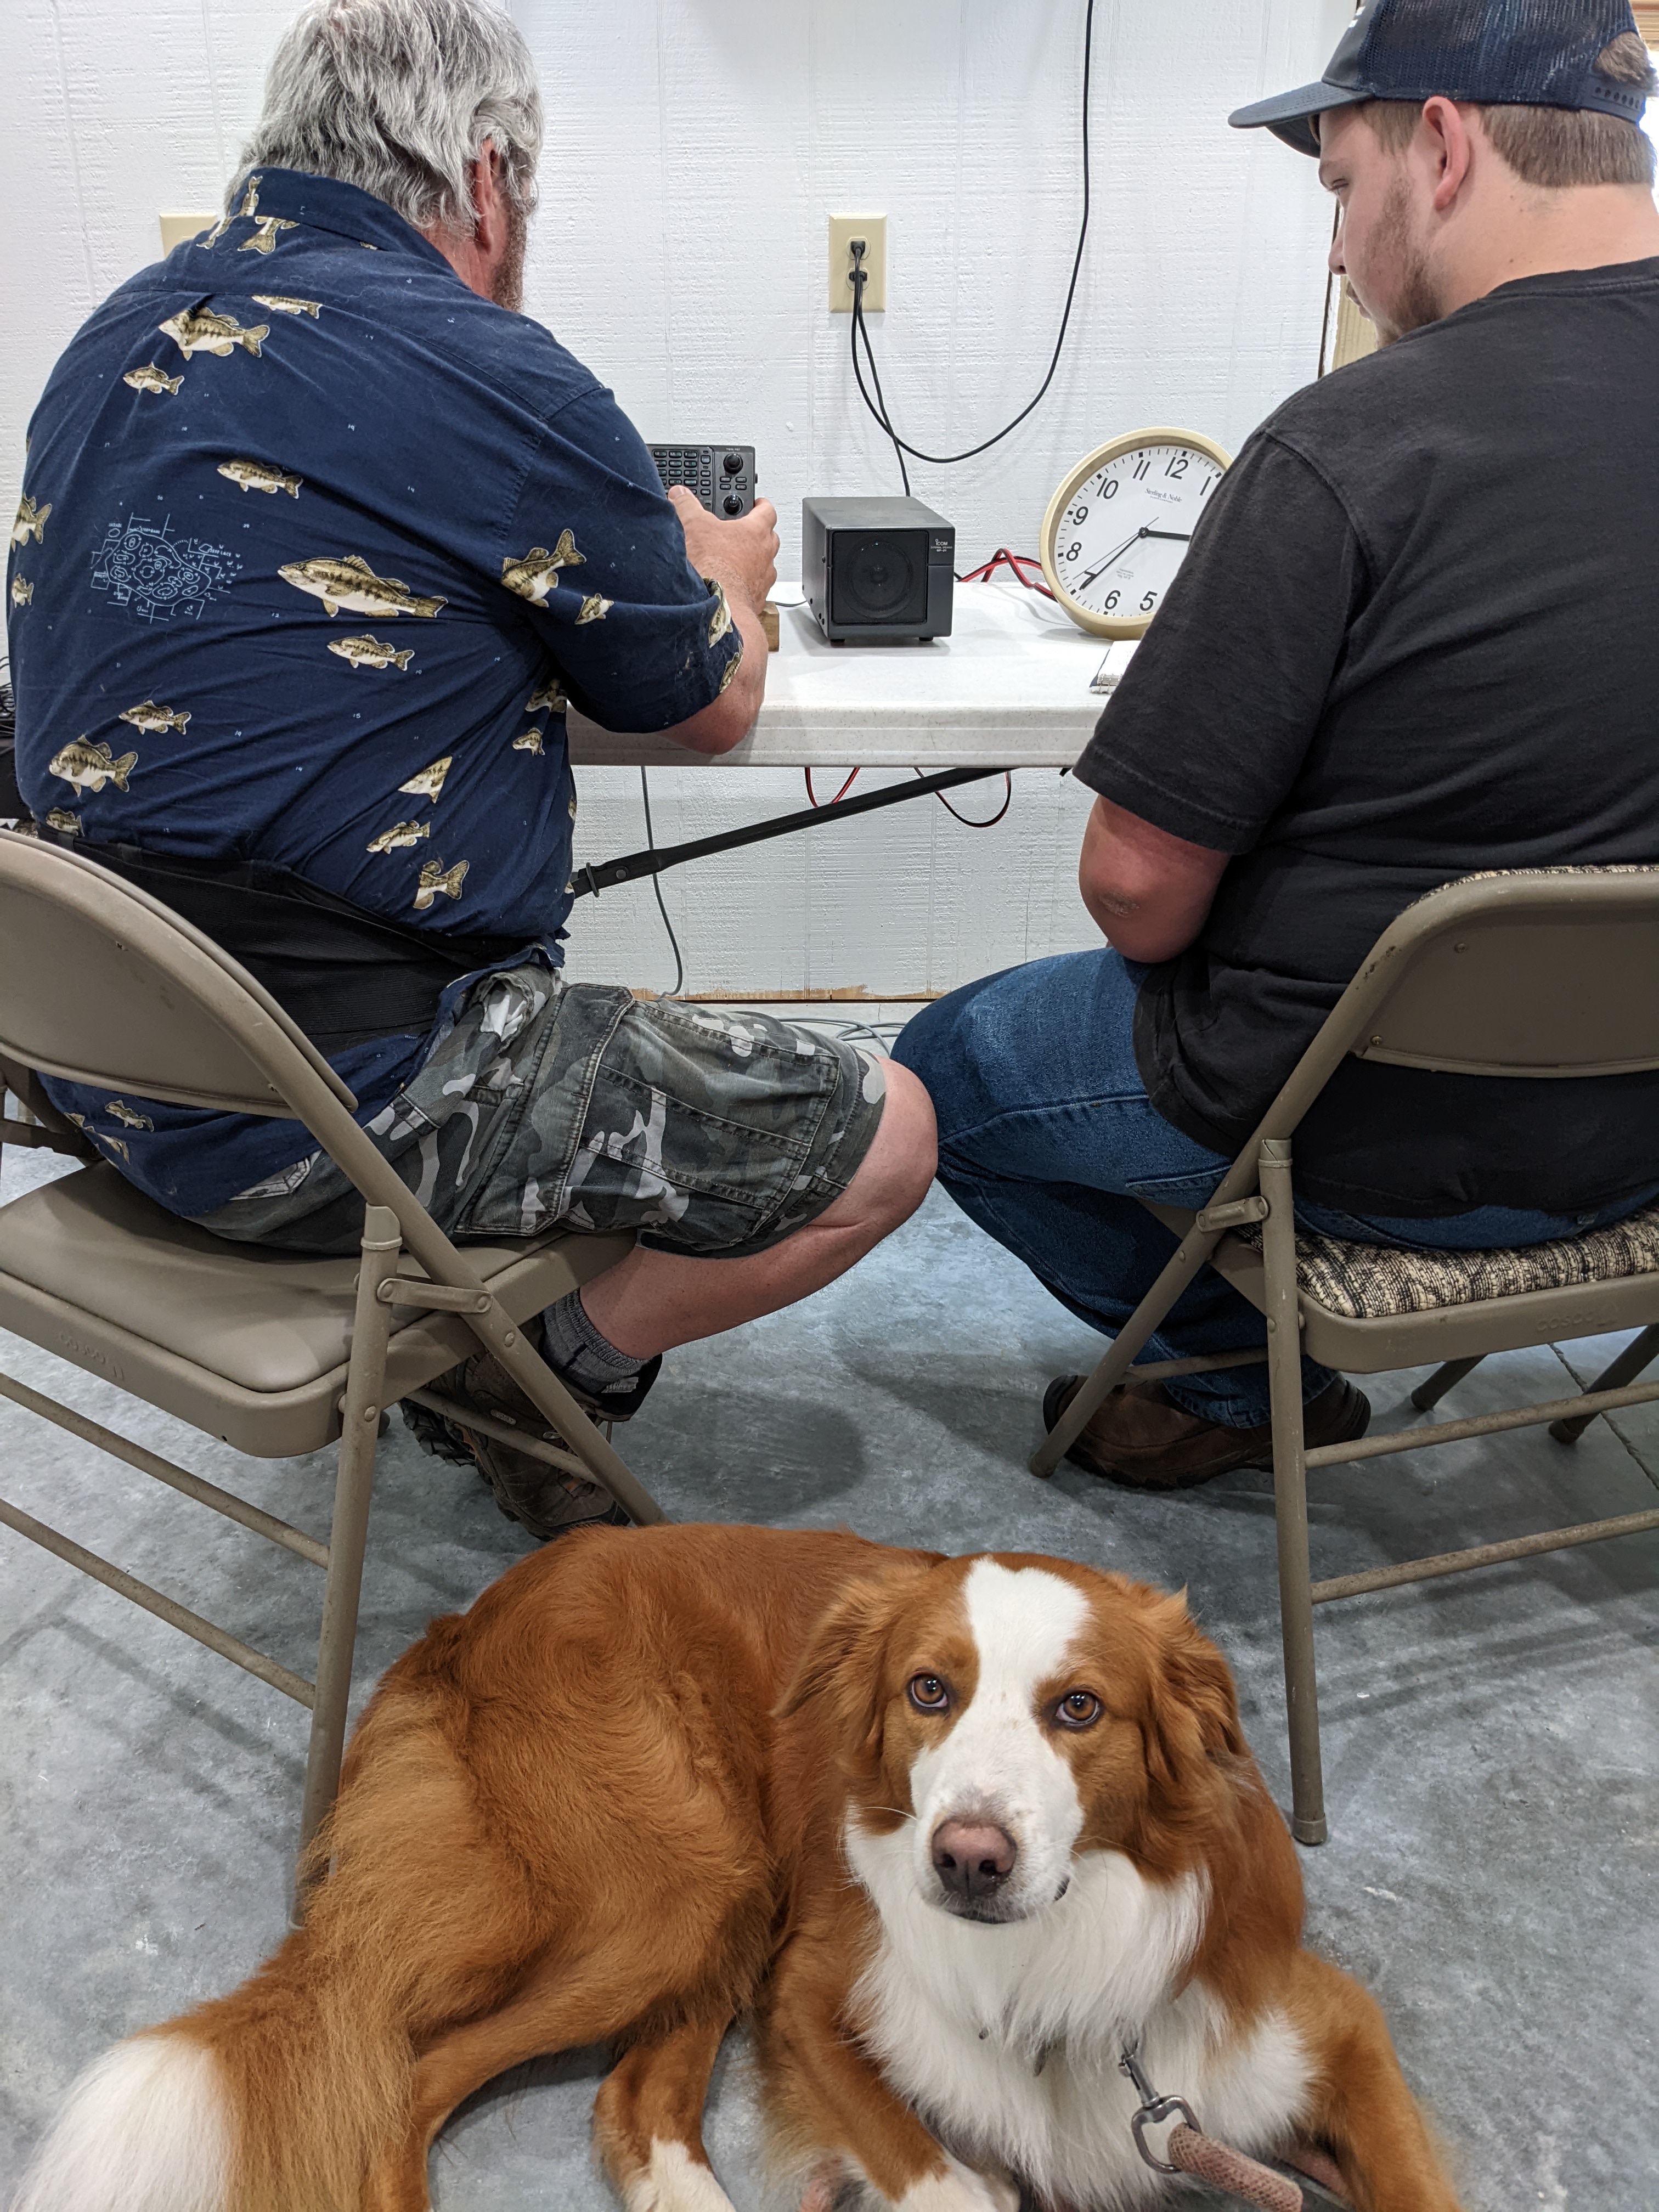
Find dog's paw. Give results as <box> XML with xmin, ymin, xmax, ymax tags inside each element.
<box><xmin>621</xmin><ymin>2137</ymin><xmax>740</xmax><ymax>2212</ymax></box>
<box><xmin>894</xmin><ymin>2153</ymin><xmax>1020</xmax><ymax>2212</ymax></box>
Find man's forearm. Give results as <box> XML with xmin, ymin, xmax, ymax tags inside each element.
<box><xmin>669</xmin><ymin>588</ymin><xmax>768</xmax><ymax>755</ymax></box>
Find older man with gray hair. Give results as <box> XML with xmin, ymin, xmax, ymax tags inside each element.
<box><xmin>6</xmin><ymin>0</ymin><xmax>936</xmax><ymax>1538</ymax></box>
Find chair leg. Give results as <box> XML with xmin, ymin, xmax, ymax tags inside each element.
<box><xmin>1409</xmin><ymin>1355</ymin><xmax>1484</xmax><ymax>1412</ymax></box>
<box><xmin>1028</xmin><ymin>1218</ymin><xmax>1231</xmax><ymax>1477</ymax></box>
<box><xmin>1550</xmin><ymin>1324</ymin><xmax>1659</xmax><ymax>1444</ymax></box>
<box><xmin>294</xmin><ymin>1204</ymin><xmax>401</xmax><ymax>1913</ymax></box>
<box><xmin>1259</xmin><ymin>1139</ymin><xmax>1326</xmax><ymax>1847</ymax></box>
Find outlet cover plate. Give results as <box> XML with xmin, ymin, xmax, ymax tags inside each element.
<box><xmin>159</xmin><ymin>213</ymin><xmax>219</xmax><ymax>253</ymax></box>
<box><xmin>828</xmin><ymin>214</ymin><xmax>887</xmax><ymax>313</ymax></box>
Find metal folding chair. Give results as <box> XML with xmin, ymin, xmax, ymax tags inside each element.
<box><xmin>1031</xmin><ymin>868</ymin><xmax>1659</xmax><ymax>1843</ymax></box>
<box><xmin>0</xmin><ymin>831</ymin><xmax>665</xmax><ymax>1900</ymax></box>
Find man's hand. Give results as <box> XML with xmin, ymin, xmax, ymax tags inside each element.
<box><xmin>663</xmin><ymin>487</ymin><xmax>780</xmax><ymax>755</ymax></box>
<box><xmin>1077</xmin><ymin>794</ymin><xmax>1229</xmax><ymax>963</ymax></box>
<box><xmin>668</xmin><ymin>484</ymin><xmax>778</xmax><ymax>615</ymax></box>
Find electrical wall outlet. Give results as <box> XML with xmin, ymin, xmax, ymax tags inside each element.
<box><xmin>159</xmin><ymin>213</ymin><xmax>219</xmax><ymax>253</ymax></box>
<box><xmin>828</xmin><ymin>214</ymin><xmax>887</xmax><ymax>313</ymax></box>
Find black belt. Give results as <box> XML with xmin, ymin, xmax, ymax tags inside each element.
<box><xmin>40</xmin><ymin>831</ymin><xmax>532</xmax><ymax>1053</ymax></box>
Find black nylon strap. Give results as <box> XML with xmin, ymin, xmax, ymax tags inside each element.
<box><xmin>38</xmin><ymin>830</ymin><xmax>532</xmax><ymax>1053</ymax></box>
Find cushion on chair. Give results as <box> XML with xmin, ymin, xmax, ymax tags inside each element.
<box><xmin>1239</xmin><ymin>1201</ymin><xmax>1659</xmax><ymax>1321</ymax></box>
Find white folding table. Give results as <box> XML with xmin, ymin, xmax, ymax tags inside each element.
<box><xmin>565</xmin><ymin>578</ymin><xmax>1135</xmax><ymax>770</ymax></box>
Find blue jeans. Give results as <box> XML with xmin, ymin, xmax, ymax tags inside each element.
<box><xmin>893</xmin><ymin>951</ymin><xmax>1658</xmax><ymax>1428</ymax></box>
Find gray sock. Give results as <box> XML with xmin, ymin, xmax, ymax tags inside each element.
<box><xmin>540</xmin><ymin>1288</ymin><xmax>646</xmax><ymax>1398</ymax></box>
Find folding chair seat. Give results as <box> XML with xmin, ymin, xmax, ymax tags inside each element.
<box><xmin>0</xmin><ymin>831</ymin><xmax>666</xmax><ymax>1903</ymax></box>
<box><xmin>1032</xmin><ymin>867</ymin><xmax>1659</xmax><ymax>1844</ymax></box>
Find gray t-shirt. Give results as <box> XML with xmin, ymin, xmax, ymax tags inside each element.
<box><xmin>1076</xmin><ymin>257</ymin><xmax>1659</xmax><ymax>1216</ymax></box>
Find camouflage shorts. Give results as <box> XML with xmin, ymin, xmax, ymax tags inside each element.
<box><xmin>191</xmin><ymin>968</ymin><xmax>888</xmax><ymax>1259</ymax></box>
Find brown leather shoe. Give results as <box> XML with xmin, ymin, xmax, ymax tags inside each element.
<box><xmin>400</xmin><ymin>1347</ymin><xmax>658</xmax><ymax>1542</ymax></box>
<box><xmin>1041</xmin><ymin>1373</ymin><xmax>1370</xmax><ymax>1492</ymax></box>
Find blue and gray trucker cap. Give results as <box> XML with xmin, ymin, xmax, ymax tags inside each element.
<box><xmin>1229</xmin><ymin>0</ymin><xmax>1649</xmax><ymax>157</ymax></box>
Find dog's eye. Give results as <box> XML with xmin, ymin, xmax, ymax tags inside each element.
<box><xmin>1054</xmin><ymin>1690</ymin><xmax>1101</xmax><ymax>1730</ymax></box>
<box><xmin>908</xmin><ymin>1674</ymin><xmax>950</xmax><ymax>1713</ymax></box>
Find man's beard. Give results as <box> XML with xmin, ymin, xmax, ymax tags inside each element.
<box><xmin>1368</xmin><ymin>173</ymin><xmax>1443</xmax><ymax>346</ymax></box>
<box><xmin>490</xmin><ymin>194</ymin><xmax>528</xmax><ymax>312</ymax></box>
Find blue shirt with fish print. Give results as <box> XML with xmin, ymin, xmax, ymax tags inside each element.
<box><xmin>5</xmin><ymin>167</ymin><xmax>742</xmax><ymax>1215</ymax></box>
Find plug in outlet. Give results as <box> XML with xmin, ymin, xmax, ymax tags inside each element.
<box><xmin>828</xmin><ymin>215</ymin><xmax>887</xmax><ymax>313</ymax></box>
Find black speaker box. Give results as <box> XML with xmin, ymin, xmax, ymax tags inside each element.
<box><xmin>801</xmin><ymin>496</ymin><xmax>954</xmax><ymax>644</ymax></box>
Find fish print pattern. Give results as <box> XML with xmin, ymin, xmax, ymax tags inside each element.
<box><xmin>706</xmin><ymin>581</ymin><xmax>733</xmax><ymax>647</ymax></box>
<box><xmin>49</xmin><ymin>739</ymin><xmax>138</xmax><ymax>793</ymax></box>
<box><xmin>251</xmin><ymin>294</ymin><xmax>321</xmax><ymax>318</ymax></box>
<box><xmin>511</xmin><ymin>729</ymin><xmax>544</xmax><ymax>754</ymax></box>
<box><xmin>365</xmin><ymin>820</ymin><xmax>431</xmax><ymax>854</ymax></box>
<box><xmin>575</xmin><ymin>594</ymin><xmax>612</xmax><ymax>625</ymax></box>
<box><xmin>10</xmin><ymin>577</ymin><xmax>32</xmax><ymax>607</ymax></box>
<box><xmin>159</xmin><ymin>309</ymin><xmax>269</xmax><ymax>359</ymax></box>
<box><xmin>413</xmin><ymin>858</ymin><xmax>469</xmax><ymax>910</ymax></box>
<box><xmin>279</xmin><ymin>554</ymin><xmax>445</xmax><ymax>619</ymax></box>
<box><xmin>12</xmin><ymin>495</ymin><xmax>50</xmax><ymax>548</ymax></box>
<box><xmin>106</xmin><ymin>1100</ymin><xmax>155</xmax><ymax>1131</ymax></box>
<box><xmin>218</xmin><ymin>459</ymin><xmax>303</xmax><ymax>498</ymax></box>
<box><xmin>500</xmin><ymin>530</ymin><xmax>584</xmax><ymax>605</ymax></box>
<box><xmin>526</xmin><ymin>678</ymin><xmax>567</xmax><ymax>714</ymax></box>
<box><xmin>43</xmin><ymin>810</ymin><xmax>81</xmax><ymax>835</ymax></box>
<box><xmin>119</xmin><ymin>700</ymin><xmax>190</xmax><ymax>735</ymax></box>
<box><xmin>123</xmin><ymin>363</ymin><xmax>184</xmax><ymax>397</ymax></box>
<box><xmin>239</xmin><ymin>217</ymin><xmax>297</xmax><ymax>256</ymax></box>
<box><xmin>399</xmin><ymin>756</ymin><xmax>453</xmax><ymax>801</ymax></box>
<box><xmin>329</xmin><ymin>634</ymin><xmax>414</xmax><ymax>671</ymax></box>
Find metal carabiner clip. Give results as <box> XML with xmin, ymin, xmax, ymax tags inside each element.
<box><xmin>1119</xmin><ymin>2040</ymin><xmax>1199</xmax><ymax>2176</ymax></box>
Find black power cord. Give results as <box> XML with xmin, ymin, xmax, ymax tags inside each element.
<box><xmin>638</xmin><ymin>767</ymin><xmax>685</xmax><ymax>996</ymax></box>
<box><xmin>849</xmin><ymin>0</ymin><xmax>1097</xmax><ymax>481</ymax></box>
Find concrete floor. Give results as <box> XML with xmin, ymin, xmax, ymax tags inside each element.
<box><xmin>1</xmin><ymin>1132</ymin><xmax>1656</xmax><ymax>2211</ymax></box>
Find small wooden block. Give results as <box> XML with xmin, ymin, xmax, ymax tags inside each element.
<box><xmin>761</xmin><ymin>601</ymin><xmax>781</xmax><ymax>652</ymax></box>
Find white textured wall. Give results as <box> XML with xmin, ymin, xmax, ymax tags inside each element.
<box><xmin>1</xmin><ymin>0</ymin><xmax>1350</xmax><ymax>996</ymax></box>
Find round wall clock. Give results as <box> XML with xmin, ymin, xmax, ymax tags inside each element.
<box><xmin>1040</xmin><ymin>427</ymin><xmax>1232</xmax><ymax>638</ymax></box>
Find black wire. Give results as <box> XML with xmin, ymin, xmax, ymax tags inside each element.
<box><xmin>639</xmin><ymin>767</ymin><xmax>685</xmax><ymax>997</ymax></box>
<box><xmin>849</xmin><ymin>264</ymin><xmax>910</xmax><ymax>495</ymax></box>
<box><xmin>848</xmin><ymin>0</ymin><xmax>1096</xmax><ymax>470</ymax></box>
<box><xmin>917</xmin><ymin>766</ymin><xmax>1012</xmax><ymax>827</ymax></box>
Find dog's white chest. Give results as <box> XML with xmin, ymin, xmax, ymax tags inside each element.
<box><xmin>845</xmin><ymin>1829</ymin><xmax>1311</xmax><ymax>2209</ymax></box>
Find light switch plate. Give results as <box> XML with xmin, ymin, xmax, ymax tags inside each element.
<box><xmin>159</xmin><ymin>212</ymin><xmax>219</xmax><ymax>253</ymax></box>
<box><xmin>828</xmin><ymin>214</ymin><xmax>887</xmax><ymax>313</ymax></box>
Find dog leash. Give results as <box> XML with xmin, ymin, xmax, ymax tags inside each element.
<box><xmin>1118</xmin><ymin>2040</ymin><xmax>1354</xmax><ymax>2211</ymax></box>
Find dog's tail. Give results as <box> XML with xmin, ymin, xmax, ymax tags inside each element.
<box><xmin>13</xmin><ymin>1649</ymin><xmax>514</xmax><ymax>2212</ymax></box>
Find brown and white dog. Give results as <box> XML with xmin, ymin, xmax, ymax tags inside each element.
<box><xmin>14</xmin><ymin>1526</ymin><xmax>1461</xmax><ymax>2212</ymax></box>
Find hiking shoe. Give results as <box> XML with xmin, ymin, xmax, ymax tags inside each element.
<box><xmin>400</xmin><ymin>1347</ymin><xmax>660</xmax><ymax>1542</ymax></box>
<box><xmin>1040</xmin><ymin>1373</ymin><xmax>1370</xmax><ymax>1492</ymax></box>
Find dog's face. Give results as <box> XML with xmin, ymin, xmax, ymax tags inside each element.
<box><xmin>783</xmin><ymin>1553</ymin><xmax>1245</xmax><ymax>1926</ymax></box>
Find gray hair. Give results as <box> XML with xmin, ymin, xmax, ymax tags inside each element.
<box><xmin>236</xmin><ymin>0</ymin><xmax>542</xmax><ymax>235</ymax></box>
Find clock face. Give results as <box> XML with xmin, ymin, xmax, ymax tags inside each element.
<box><xmin>1041</xmin><ymin>431</ymin><xmax>1230</xmax><ymax>637</ymax></box>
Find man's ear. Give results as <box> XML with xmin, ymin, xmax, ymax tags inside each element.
<box><xmin>777</xmin><ymin>1560</ymin><xmax>935</xmax><ymax>1763</ymax></box>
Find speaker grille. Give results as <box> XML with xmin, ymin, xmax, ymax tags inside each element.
<box><xmin>830</xmin><ymin>529</ymin><xmax>929</xmax><ymax>628</ymax></box>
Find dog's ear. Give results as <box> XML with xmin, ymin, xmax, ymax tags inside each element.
<box><xmin>1142</xmin><ymin>1591</ymin><xmax>1246</xmax><ymax>1797</ymax></box>
<box><xmin>777</xmin><ymin>1561</ymin><xmax>933</xmax><ymax>1761</ymax></box>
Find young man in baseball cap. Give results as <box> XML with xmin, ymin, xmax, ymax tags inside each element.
<box><xmin>896</xmin><ymin>1</ymin><xmax>1659</xmax><ymax>1489</ymax></box>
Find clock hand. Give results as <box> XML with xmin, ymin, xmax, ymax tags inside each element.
<box><xmin>1140</xmin><ymin>529</ymin><xmax>1193</xmax><ymax>542</ymax></box>
<box><xmin>1076</xmin><ymin>530</ymin><xmax>1145</xmax><ymax>591</ymax></box>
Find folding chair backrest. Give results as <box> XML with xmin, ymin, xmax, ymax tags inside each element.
<box><xmin>1351</xmin><ymin>868</ymin><xmax>1659</xmax><ymax>1079</ymax></box>
<box><xmin>0</xmin><ymin>832</ymin><xmax>357</xmax><ymax>1118</ymax></box>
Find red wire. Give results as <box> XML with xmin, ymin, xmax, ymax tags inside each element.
<box><xmin>805</xmin><ymin>766</ymin><xmax>861</xmax><ymax>806</ymax></box>
<box><xmin>956</xmin><ymin>547</ymin><xmax>1054</xmax><ymax>599</ymax></box>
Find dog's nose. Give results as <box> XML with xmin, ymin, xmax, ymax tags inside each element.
<box><xmin>932</xmin><ymin>1819</ymin><xmax>1017</xmax><ymax>1900</ymax></box>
